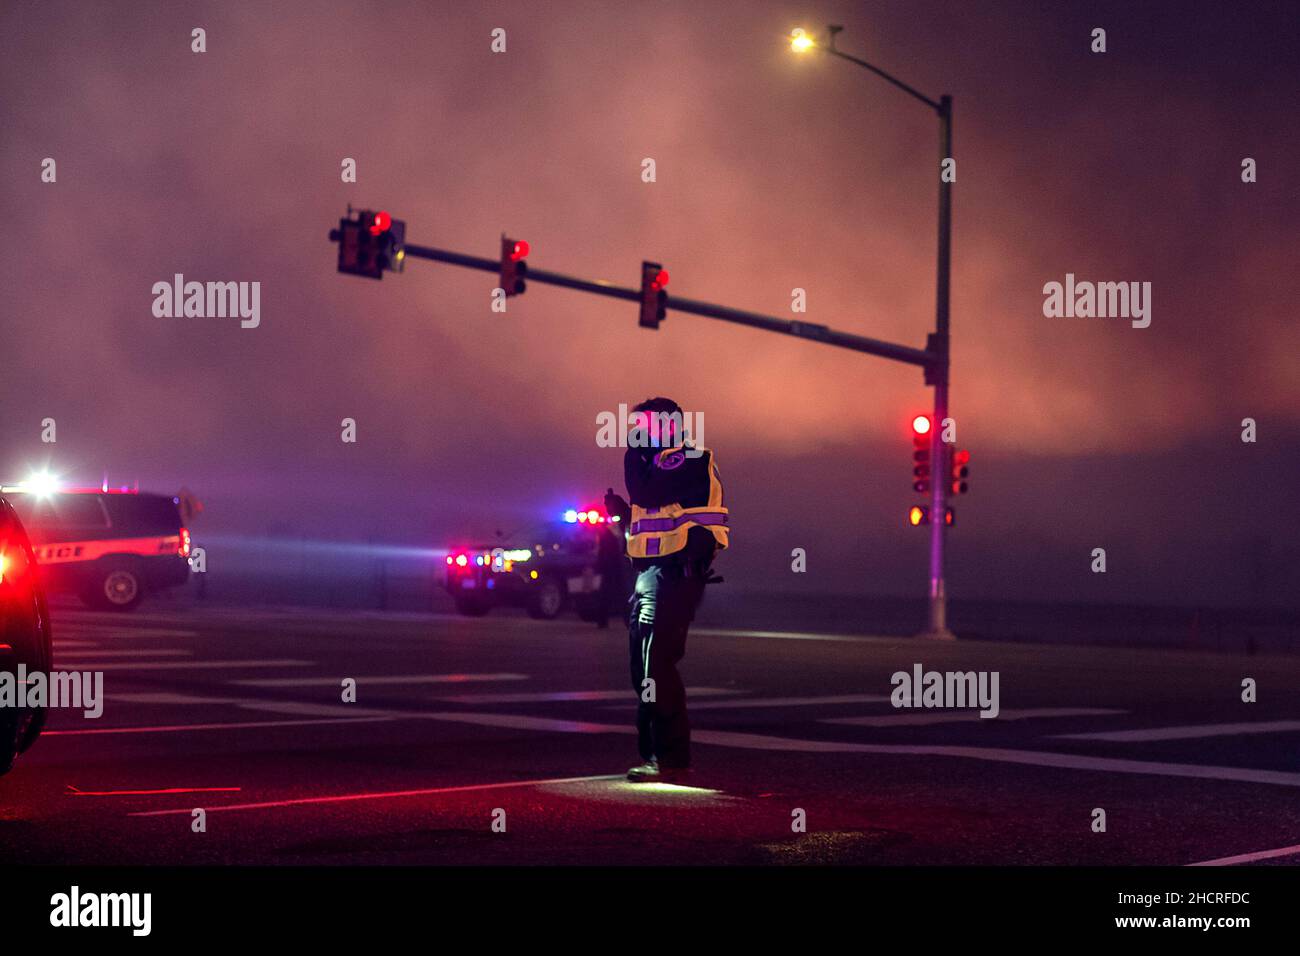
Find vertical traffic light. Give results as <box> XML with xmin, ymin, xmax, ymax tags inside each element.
<box><xmin>500</xmin><ymin>236</ymin><xmax>529</xmax><ymax>296</ymax></box>
<box><xmin>377</xmin><ymin>212</ymin><xmax>405</xmax><ymax>273</ymax></box>
<box><xmin>335</xmin><ymin>209</ymin><xmax>404</xmax><ymax>279</ymax></box>
<box><xmin>911</xmin><ymin>415</ymin><xmax>931</xmax><ymax>494</ymax></box>
<box><xmin>951</xmin><ymin>449</ymin><xmax>970</xmax><ymax>495</ymax></box>
<box><xmin>640</xmin><ymin>261</ymin><xmax>668</xmax><ymax>329</ymax></box>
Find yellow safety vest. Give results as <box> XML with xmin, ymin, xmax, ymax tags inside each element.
<box><xmin>626</xmin><ymin>446</ymin><xmax>729</xmax><ymax>559</ymax></box>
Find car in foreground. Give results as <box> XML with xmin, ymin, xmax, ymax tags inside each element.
<box><xmin>0</xmin><ymin>495</ymin><xmax>52</xmax><ymax>775</ymax></box>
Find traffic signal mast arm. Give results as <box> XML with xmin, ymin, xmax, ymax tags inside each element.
<box><xmin>381</xmin><ymin>237</ymin><xmax>937</xmax><ymax>371</ymax></box>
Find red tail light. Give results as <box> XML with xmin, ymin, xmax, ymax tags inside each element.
<box><xmin>179</xmin><ymin>527</ymin><xmax>192</xmax><ymax>559</ymax></box>
<box><xmin>0</xmin><ymin>540</ymin><xmax>31</xmax><ymax>586</ymax></box>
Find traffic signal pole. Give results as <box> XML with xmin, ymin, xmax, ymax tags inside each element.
<box><xmin>392</xmin><ymin>240</ymin><xmax>937</xmax><ymax>368</ymax></box>
<box><xmin>811</xmin><ymin>31</ymin><xmax>957</xmax><ymax>640</ymax></box>
<box><xmin>928</xmin><ymin>95</ymin><xmax>954</xmax><ymax>640</ymax></box>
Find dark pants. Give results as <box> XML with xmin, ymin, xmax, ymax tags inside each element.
<box><xmin>628</xmin><ymin>561</ymin><xmax>705</xmax><ymax>767</ymax></box>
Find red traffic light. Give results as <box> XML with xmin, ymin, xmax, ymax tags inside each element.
<box><xmin>500</xmin><ymin>235</ymin><xmax>529</xmax><ymax>297</ymax></box>
<box><xmin>911</xmin><ymin>415</ymin><xmax>932</xmax><ymax>435</ymax></box>
<box><xmin>639</xmin><ymin>261</ymin><xmax>668</xmax><ymax>329</ymax></box>
<box><xmin>369</xmin><ymin>210</ymin><xmax>392</xmax><ymax>236</ymax></box>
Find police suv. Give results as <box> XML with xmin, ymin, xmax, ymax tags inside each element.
<box><xmin>3</xmin><ymin>486</ymin><xmax>191</xmax><ymax>612</ymax></box>
<box><xmin>444</xmin><ymin>506</ymin><xmax>630</xmax><ymax>620</ymax></box>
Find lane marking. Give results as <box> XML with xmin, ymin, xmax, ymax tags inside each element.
<box><xmin>418</xmin><ymin>711</ymin><xmax>625</xmax><ymax>734</ymax></box>
<box><xmin>51</xmin><ymin>649</ymin><xmax>193</xmax><ymax>659</ymax></box>
<box><xmin>77</xmin><ymin>659</ymin><xmax>314</xmax><ymax>671</ymax></box>
<box><xmin>128</xmin><ymin>774</ymin><xmax>623</xmax><ymax>816</ymax></box>
<box><xmin>41</xmin><ymin>716</ymin><xmax>392</xmax><ymax>737</ymax></box>
<box><xmin>1187</xmin><ymin>844</ymin><xmax>1300</xmax><ymax>867</ymax></box>
<box><xmin>692</xmin><ymin>627</ymin><xmax>889</xmax><ymax>643</ymax></box>
<box><xmin>824</xmin><ymin>707</ymin><xmax>1127</xmax><ymax>728</ymax></box>
<box><xmin>688</xmin><ymin>693</ymin><xmax>889</xmax><ymax>710</ymax></box>
<box><xmin>52</xmin><ymin>640</ymin><xmax>102</xmax><ymax>649</ymax></box>
<box><xmin>1053</xmin><ymin>720</ymin><xmax>1300</xmax><ymax>742</ymax></box>
<box><xmin>229</xmin><ymin>672</ymin><xmax>527</xmax><ymax>688</ymax></box>
<box><xmin>108</xmin><ymin>692</ymin><xmax>245</xmax><ymax>705</ymax></box>
<box><xmin>53</xmin><ymin>627</ymin><xmax>200</xmax><ymax>639</ymax></box>
<box><xmin>343</xmin><ymin>710</ymin><xmax>1300</xmax><ymax>791</ymax></box>
<box><xmin>689</xmin><ymin>728</ymin><xmax>1300</xmax><ymax>788</ymax></box>
<box><xmin>432</xmin><ymin>687</ymin><xmax>744</xmax><ymax>704</ymax></box>
<box><xmin>67</xmin><ymin>785</ymin><xmax>242</xmax><ymax>797</ymax></box>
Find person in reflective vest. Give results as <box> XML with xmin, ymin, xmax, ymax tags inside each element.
<box><xmin>604</xmin><ymin>396</ymin><xmax>727</xmax><ymax>783</ymax></box>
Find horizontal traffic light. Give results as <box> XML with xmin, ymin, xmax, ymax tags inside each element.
<box><xmin>908</xmin><ymin>506</ymin><xmax>955</xmax><ymax>526</ymax></box>
<box><xmin>335</xmin><ymin>209</ymin><xmax>404</xmax><ymax>279</ymax></box>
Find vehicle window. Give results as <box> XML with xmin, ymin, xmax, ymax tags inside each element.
<box><xmin>8</xmin><ymin>494</ymin><xmax>108</xmax><ymax>530</ymax></box>
<box><xmin>102</xmin><ymin>495</ymin><xmax>181</xmax><ymax>532</ymax></box>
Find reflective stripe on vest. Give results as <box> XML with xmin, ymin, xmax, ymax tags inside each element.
<box><xmin>626</xmin><ymin>446</ymin><xmax>729</xmax><ymax>559</ymax></box>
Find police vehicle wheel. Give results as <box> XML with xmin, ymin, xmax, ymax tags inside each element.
<box><xmin>527</xmin><ymin>580</ymin><xmax>565</xmax><ymax>620</ymax></box>
<box><xmin>0</xmin><ymin>718</ymin><xmax>16</xmax><ymax>776</ymax></box>
<box><xmin>0</xmin><ymin>587</ymin><xmax>49</xmax><ymax>773</ymax></box>
<box><xmin>453</xmin><ymin>596</ymin><xmax>490</xmax><ymax>617</ymax></box>
<box><xmin>83</xmin><ymin>561</ymin><xmax>144</xmax><ymax>611</ymax></box>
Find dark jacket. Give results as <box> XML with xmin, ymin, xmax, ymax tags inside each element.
<box><xmin>622</xmin><ymin>445</ymin><xmax>717</xmax><ymax>572</ymax></box>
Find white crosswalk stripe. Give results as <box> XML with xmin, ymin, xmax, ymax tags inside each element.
<box><xmin>1052</xmin><ymin>720</ymin><xmax>1300</xmax><ymax>742</ymax></box>
<box><xmin>229</xmin><ymin>672</ymin><xmax>528</xmax><ymax>688</ymax></box>
<box><xmin>824</xmin><ymin>707</ymin><xmax>1126</xmax><ymax>727</ymax></box>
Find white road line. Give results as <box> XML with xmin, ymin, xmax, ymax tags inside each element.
<box><xmin>53</xmin><ymin>627</ymin><xmax>200</xmax><ymax>639</ymax></box>
<box><xmin>108</xmin><ymin>692</ymin><xmax>245</xmax><ymax>705</ymax></box>
<box><xmin>360</xmin><ymin>710</ymin><xmax>1300</xmax><ymax>790</ymax></box>
<box><xmin>688</xmin><ymin>693</ymin><xmax>889</xmax><ymax>710</ymax></box>
<box><xmin>52</xmin><ymin>640</ymin><xmax>102</xmax><ymax>649</ymax></box>
<box><xmin>75</xmin><ymin>659</ymin><xmax>314</xmax><ymax>671</ymax></box>
<box><xmin>420</xmin><ymin>712</ymin><xmax>628</xmax><ymax>733</ymax></box>
<box><xmin>1187</xmin><ymin>844</ymin><xmax>1300</xmax><ymax>866</ymax></box>
<box><xmin>824</xmin><ymin>707</ymin><xmax>1127</xmax><ymax>728</ymax></box>
<box><xmin>1053</xmin><ymin>720</ymin><xmax>1300</xmax><ymax>742</ymax></box>
<box><xmin>692</xmin><ymin>627</ymin><xmax>889</xmax><ymax>642</ymax></box>
<box><xmin>229</xmin><ymin>672</ymin><xmax>528</xmax><ymax>688</ymax></box>
<box><xmin>41</xmin><ymin>716</ymin><xmax>393</xmax><ymax>737</ymax></box>
<box><xmin>127</xmin><ymin>774</ymin><xmax>625</xmax><ymax>817</ymax></box>
<box><xmin>432</xmin><ymin>687</ymin><xmax>744</xmax><ymax>704</ymax></box>
<box><xmin>52</xmin><ymin>649</ymin><xmax>194</xmax><ymax>659</ymax></box>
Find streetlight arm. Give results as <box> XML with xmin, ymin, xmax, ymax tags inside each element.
<box><xmin>822</xmin><ymin>47</ymin><xmax>943</xmax><ymax>113</ymax></box>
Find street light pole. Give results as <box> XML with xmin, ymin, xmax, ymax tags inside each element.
<box><xmin>929</xmin><ymin>94</ymin><xmax>953</xmax><ymax>639</ymax></box>
<box><xmin>795</xmin><ymin>28</ymin><xmax>955</xmax><ymax>639</ymax></box>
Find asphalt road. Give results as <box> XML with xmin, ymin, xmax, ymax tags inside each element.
<box><xmin>4</xmin><ymin>598</ymin><xmax>1300</xmax><ymax>866</ymax></box>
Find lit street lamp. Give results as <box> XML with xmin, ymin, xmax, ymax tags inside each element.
<box><xmin>791</xmin><ymin>25</ymin><xmax>956</xmax><ymax>640</ymax></box>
